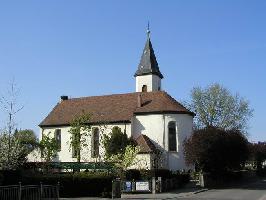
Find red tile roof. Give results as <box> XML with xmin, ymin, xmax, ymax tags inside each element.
<box><xmin>39</xmin><ymin>91</ymin><xmax>194</xmax><ymax>127</ymax></box>
<box><xmin>135</xmin><ymin>134</ymin><xmax>157</xmax><ymax>153</ymax></box>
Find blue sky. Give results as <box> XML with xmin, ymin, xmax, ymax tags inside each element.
<box><xmin>0</xmin><ymin>1</ymin><xmax>265</xmax><ymax>141</ymax></box>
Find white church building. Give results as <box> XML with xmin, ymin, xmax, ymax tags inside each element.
<box><xmin>35</xmin><ymin>30</ymin><xmax>194</xmax><ymax>171</ymax></box>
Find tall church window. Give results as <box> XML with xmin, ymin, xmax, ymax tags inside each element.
<box><xmin>54</xmin><ymin>129</ymin><xmax>61</xmax><ymax>151</ymax></box>
<box><xmin>142</xmin><ymin>85</ymin><xmax>147</xmax><ymax>92</ymax></box>
<box><xmin>72</xmin><ymin>133</ymin><xmax>78</xmax><ymax>158</ymax></box>
<box><xmin>91</xmin><ymin>128</ymin><xmax>100</xmax><ymax>158</ymax></box>
<box><xmin>168</xmin><ymin>121</ymin><xmax>177</xmax><ymax>151</ymax></box>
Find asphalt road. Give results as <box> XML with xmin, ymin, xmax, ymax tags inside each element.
<box><xmin>178</xmin><ymin>178</ymin><xmax>266</xmax><ymax>200</ymax></box>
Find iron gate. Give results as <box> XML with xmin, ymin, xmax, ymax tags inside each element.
<box><xmin>0</xmin><ymin>182</ymin><xmax>59</xmax><ymax>200</ymax></box>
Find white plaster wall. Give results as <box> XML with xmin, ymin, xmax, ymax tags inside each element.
<box><xmin>132</xmin><ymin>115</ymin><xmax>164</xmax><ymax>147</ymax></box>
<box><xmin>164</xmin><ymin>114</ymin><xmax>193</xmax><ymax>171</ymax></box>
<box><xmin>34</xmin><ymin>123</ymin><xmax>131</xmax><ymax>163</ymax></box>
<box><xmin>136</xmin><ymin>74</ymin><xmax>161</xmax><ymax>92</ymax></box>
<box><xmin>132</xmin><ymin>114</ymin><xmax>193</xmax><ymax>171</ymax></box>
<box><xmin>29</xmin><ymin>113</ymin><xmax>193</xmax><ymax>171</ymax></box>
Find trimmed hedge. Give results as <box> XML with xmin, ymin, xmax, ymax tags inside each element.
<box><xmin>256</xmin><ymin>168</ymin><xmax>266</xmax><ymax>177</ymax></box>
<box><xmin>0</xmin><ymin>170</ymin><xmax>22</xmax><ymax>185</ymax></box>
<box><xmin>0</xmin><ymin>171</ymin><xmax>114</xmax><ymax>198</ymax></box>
<box><xmin>0</xmin><ymin>169</ymin><xmax>190</xmax><ymax>197</ymax></box>
<box><xmin>22</xmin><ymin>173</ymin><xmax>113</xmax><ymax>197</ymax></box>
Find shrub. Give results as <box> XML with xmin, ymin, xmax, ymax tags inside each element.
<box><xmin>249</xmin><ymin>142</ymin><xmax>266</xmax><ymax>170</ymax></box>
<box><xmin>256</xmin><ymin>168</ymin><xmax>266</xmax><ymax>177</ymax></box>
<box><xmin>0</xmin><ymin>170</ymin><xmax>22</xmax><ymax>185</ymax></box>
<box><xmin>184</xmin><ymin>127</ymin><xmax>249</xmax><ymax>174</ymax></box>
<box><xmin>125</xmin><ymin>169</ymin><xmax>141</xmax><ymax>180</ymax></box>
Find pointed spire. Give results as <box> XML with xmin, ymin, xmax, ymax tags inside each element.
<box><xmin>134</xmin><ymin>25</ymin><xmax>163</xmax><ymax>79</ymax></box>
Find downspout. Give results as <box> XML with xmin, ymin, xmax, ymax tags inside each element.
<box><xmin>163</xmin><ymin>115</ymin><xmax>165</xmax><ymax>149</ymax></box>
<box><xmin>41</xmin><ymin>128</ymin><xmax>44</xmax><ymax>140</ymax></box>
<box><xmin>124</xmin><ymin>122</ymin><xmax>128</xmax><ymax>138</ymax></box>
<box><xmin>163</xmin><ymin>114</ymin><xmax>169</xmax><ymax>169</ymax></box>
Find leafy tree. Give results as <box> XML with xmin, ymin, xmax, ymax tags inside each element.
<box><xmin>152</xmin><ymin>149</ymin><xmax>164</xmax><ymax>169</ymax></box>
<box><xmin>0</xmin><ymin>132</ymin><xmax>24</xmax><ymax>170</ymax></box>
<box><xmin>68</xmin><ymin>113</ymin><xmax>91</xmax><ymax>163</ymax></box>
<box><xmin>108</xmin><ymin>145</ymin><xmax>140</xmax><ymax>171</ymax></box>
<box><xmin>14</xmin><ymin>129</ymin><xmax>38</xmax><ymax>155</ymax></box>
<box><xmin>189</xmin><ymin>83</ymin><xmax>253</xmax><ymax>133</ymax></box>
<box><xmin>102</xmin><ymin>126</ymin><xmax>134</xmax><ymax>159</ymax></box>
<box><xmin>39</xmin><ymin>132</ymin><xmax>60</xmax><ymax>163</ymax></box>
<box><xmin>183</xmin><ymin>127</ymin><xmax>249</xmax><ymax>174</ymax></box>
<box><xmin>103</xmin><ymin>127</ymin><xmax>140</xmax><ymax>177</ymax></box>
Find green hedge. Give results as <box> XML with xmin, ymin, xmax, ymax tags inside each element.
<box><xmin>25</xmin><ymin>172</ymin><xmax>114</xmax><ymax>197</ymax></box>
<box><xmin>256</xmin><ymin>168</ymin><xmax>266</xmax><ymax>177</ymax></box>
<box><xmin>0</xmin><ymin>171</ymin><xmax>114</xmax><ymax>198</ymax></box>
<box><xmin>1</xmin><ymin>169</ymin><xmax>190</xmax><ymax>197</ymax></box>
<box><xmin>0</xmin><ymin>170</ymin><xmax>22</xmax><ymax>185</ymax></box>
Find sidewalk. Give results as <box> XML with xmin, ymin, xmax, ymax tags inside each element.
<box><xmin>121</xmin><ymin>186</ymin><xmax>207</xmax><ymax>199</ymax></box>
<box><xmin>60</xmin><ymin>181</ymin><xmax>207</xmax><ymax>200</ymax></box>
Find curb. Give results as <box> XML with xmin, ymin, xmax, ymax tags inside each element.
<box><xmin>193</xmin><ymin>188</ymin><xmax>209</xmax><ymax>194</ymax></box>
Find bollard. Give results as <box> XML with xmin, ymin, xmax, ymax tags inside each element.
<box><xmin>158</xmin><ymin>177</ymin><xmax>162</xmax><ymax>193</ymax></box>
<box><xmin>18</xmin><ymin>182</ymin><xmax>22</xmax><ymax>200</ymax></box>
<box><xmin>112</xmin><ymin>178</ymin><xmax>121</xmax><ymax>199</ymax></box>
<box><xmin>56</xmin><ymin>182</ymin><xmax>60</xmax><ymax>199</ymax></box>
<box><xmin>152</xmin><ymin>177</ymin><xmax>156</xmax><ymax>194</ymax></box>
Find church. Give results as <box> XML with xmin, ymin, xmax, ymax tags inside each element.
<box><xmin>36</xmin><ymin>29</ymin><xmax>194</xmax><ymax>171</ymax></box>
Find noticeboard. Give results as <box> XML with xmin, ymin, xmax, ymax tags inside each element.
<box><xmin>124</xmin><ymin>181</ymin><xmax>132</xmax><ymax>192</ymax></box>
<box><xmin>135</xmin><ymin>181</ymin><xmax>150</xmax><ymax>191</ymax></box>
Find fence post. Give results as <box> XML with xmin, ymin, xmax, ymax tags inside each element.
<box><xmin>56</xmin><ymin>182</ymin><xmax>60</xmax><ymax>199</ymax></box>
<box><xmin>18</xmin><ymin>182</ymin><xmax>22</xmax><ymax>200</ymax></box>
<box><xmin>40</xmin><ymin>182</ymin><xmax>43</xmax><ymax>199</ymax></box>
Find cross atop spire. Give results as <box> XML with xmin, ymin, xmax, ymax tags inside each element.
<box><xmin>147</xmin><ymin>21</ymin><xmax>150</xmax><ymax>38</ymax></box>
<box><xmin>134</xmin><ymin>26</ymin><xmax>163</xmax><ymax>79</ymax></box>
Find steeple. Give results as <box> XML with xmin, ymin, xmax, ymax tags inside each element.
<box><xmin>134</xmin><ymin>25</ymin><xmax>163</xmax><ymax>79</ymax></box>
<box><xmin>135</xmin><ymin>25</ymin><xmax>163</xmax><ymax>92</ymax></box>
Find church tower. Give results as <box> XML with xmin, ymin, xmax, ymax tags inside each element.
<box><xmin>135</xmin><ymin>26</ymin><xmax>163</xmax><ymax>92</ymax></box>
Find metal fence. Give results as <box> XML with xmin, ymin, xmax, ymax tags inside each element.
<box><xmin>0</xmin><ymin>182</ymin><xmax>59</xmax><ymax>200</ymax></box>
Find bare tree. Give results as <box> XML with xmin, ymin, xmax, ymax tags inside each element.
<box><xmin>0</xmin><ymin>79</ymin><xmax>24</xmax><ymax>167</ymax></box>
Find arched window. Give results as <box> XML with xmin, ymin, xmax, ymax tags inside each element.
<box><xmin>168</xmin><ymin>121</ymin><xmax>177</xmax><ymax>151</ymax></box>
<box><xmin>54</xmin><ymin>129</ymin><xmax>61</xmax><ymax>151</ymax></box>
<box><xmin>91</xmin><ymin>128</ymin><xmax>99</xmax><ymax>158</ymax></box>
<box><xmin>142</xmin><ymin>85</ymin><xmax>147</xmax><ymax>92</ymax></box>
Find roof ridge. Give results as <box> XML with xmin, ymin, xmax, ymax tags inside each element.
<box><xmin>66</xmin><ymin>91</ymin><xmax>165</xmax><ymax>101</ymax></box>
<box><xmin>40</xmin><ymin>90</ymin><xmax>194</xmax><ymax>127</ymax></box>
<box><xmin>162</xmin><ymin>92</ymin><xmax>188</xmax><ymax>109</ymax></box>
